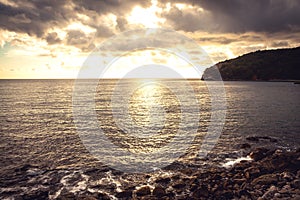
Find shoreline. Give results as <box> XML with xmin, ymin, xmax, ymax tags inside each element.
<box><xmin>1</xmin><ymin>146</ymin><xmax>299</xmax><ymax>199</ymax></box>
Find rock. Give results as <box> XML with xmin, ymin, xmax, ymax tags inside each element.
<box><xmin>245</xmin><ymin>166</ymin><xmax>261</xmax><ymax>179</ymax></box>
<box><xmin>211</xmin><ymin>174</ymin><xmax>223</xmax><ymax>180</ymax></box>
<box><xmin>249</xmin><ymin>148</ymin><xmax>270</xmax><ymax>161</ymax></box>
<box><xmin>192</xmin><ymin>187</ymin><xmax>209</xmax><ymax>198</ymax></box>
<box><xmin>246</xmin><ymin>136</ymin><xmax>278</xmax><ymax>143</ymax></box>
<box><xmin>281</xmin><ymin>171</ymin><xmax>295</xmax><ymax>181</ymax></box>
<box><xmin>261</xmin><ymin>185</ymin><xmax>277</xmax><ymax>199</ymax></box>
<box><xmin>172</xmin><ymin>183</ymin><xmax>186</xmax><ymax>189</ymax></box>
<box><xmin>222</xmin><ymin>191</ymin><xmax>234</xmax><ymax>199</ymax></box>
<box><xmin>241</xmin><ymin>143</ymin><xmax>251</xmax><ymax>149</ymax></box>
<box><xmin>234</xmin><ymin>178</ymin><xmax>247</xmax><ymax>184</ymax></box>
<box><xmin>78</xmin><ymin>196</ymin><xmax>98</xmax><ymax>200</ymax></box>
<box><xmin>153</xmin><ymin>186</ymin><xmax>166</xmax><ymax>197</ymax></box>
<box><xmin>166</xmin><ymin>191</ymin><xmax>175</xmax><ymax>198</ymax></box>
<box><xmin>269</xmin><ymin>138</ymin><xmax>278</xmax><ymax>143</ymax></box>
<box><xmin>252</xmin><ymin>174</ymin><xmax>278</xmax><ymax>185</ymax></box>
<box><xmin>246</xmin><ymin>136</ymin><xmax>259</xmax><ymax>142</ymax></box>
<box><xmin>136</xmin><ymin>186</ymin><xmax>151</xmax><ymax>196</ymax></box>
<box><xmin>15</xmin><ymin>164</ymin><xmax>37</xmax><ymax>173</ymax></box>
<box><xmin>22</xmin><ymin>189</ymin><xmax>49</xmax><ymax>200</ymax></box>
<box><xmin>155</xmin><ymin>177</ymin><xmax>171</xmax><ymax>185</ymax></box>
<box><xmin>238</xmin><ymin>189</ymin><xmax>250</xmax><ymax>197</ymax></box>
<box><xmin>95</xmin><ymin>193</ymin><xmax>111</xmax><ymax>200</ymax></box>
<box><xmin>233</xmin><ymin>161</ymin><xmax>251</xmax><ymax>171</ymax></box>
<box><xmin>274</xmin><ymin>193</ymin><xmax>281</xmax><ymax>198</ymax></box>
<box><xmin>57</xmin><ymin>191</ymin><xmax>76</xmax><ymax>200</ymax></box>
<box><xmin>291</xmin><ymin>179</ymin><xmax>300</xmax><ymax>189</ymax></box>
<box><xmin>279</xmin><ymin>184</ymin><xmax>291</xmax><ymax>194</ymax></box>
<box><xmin>116</xmin><ymin>190</ymin><xmax>132</xmax><ymax>198</ymax></box>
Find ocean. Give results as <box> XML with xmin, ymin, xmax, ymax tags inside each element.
<box><xmin>0</xmin><ymin>79</ymin><xmax>299</xmax><ymax>199</ymax></box>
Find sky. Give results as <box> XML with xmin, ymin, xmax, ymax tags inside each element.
<box><xmin>0</xmin><ymin>0</ymin><xmax>299</xmax><ymax>78</ymax></box>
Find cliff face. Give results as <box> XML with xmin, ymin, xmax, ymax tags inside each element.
<box><xmin>202</xmin><ymin>47</ymin><xmax>300</xmax><ymax>81</ymax></box>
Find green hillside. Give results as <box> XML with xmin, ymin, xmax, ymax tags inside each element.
<box><xmin>202</xmin><ymin>47</ymin><xmax>300</xmax><ymax>81</ymax></box>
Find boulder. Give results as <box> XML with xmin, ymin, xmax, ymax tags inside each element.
<box><xmin>153</xmin><ymin>186</ymin><xmax>166</xmax><ymax>197</ymax></box>
<box><xmin>252</xmin><ymin>174</ymin><xmax>278</xmax><ymax>185</ymax></box>
<box><xmin>136</xmin><ymin>186</ymin><xmax>151</xmax><ymax>196</ymax></box>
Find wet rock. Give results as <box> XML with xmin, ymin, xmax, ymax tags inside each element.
<box><xmin>153</xmin><ymin>186</ymin><xmax>166</xmax><ymax>197</ymax></box>
<box><xmin>116</xmin><ymin>190</ymin><xmax>132</xmax><ymax>198</ymax></box>
<box><xmin>15</xmin><ymin>164</ymin><xmax>37</xmax><ymax>173</ymax></box>
<box><xmin>163</xmin><ymin>161</ymin><xmax>186</xmax><ymax>170</ymax></box>
<box><xmin>238</xmin><ymin>189</ymin><xmax>250</xmax><ymax>197</ymax></box>
<box><xmin>280</xmin><ymin>171</ymin><xmax>295</xmax><ymax>181</ymax></box>
<box><xmin>76</xmin><ymin>193</ymin><xmax>110</xmax><ymax>200</ymax></box>
<box><xmin>172</xmin><ymin>182</ymin><xmax>186</xmax><ymax>189</ymax></box>
<box><xmin>252</xmin><ymin>174</ymin><xmax>278</xmax><ymax>185</ymax></box>
<box><xmin>246</xmin><ymin>136</ymin><xmax>278</xmax><ymax>143</ymax></box>
<box><xmin>280</xmin><ymin>184</ymin><xmax>291</xmax><ymax>194</ymax></box>
<box><xmin>246</xmin><ymin>136</ymin><xmax>259</xmax><ymax>142</ymax></box>
<box><xmin>259</xmin><ymin>136</ymin><xmax>278</xmax><ymax>143</ymax></box>
<box><xmin>77</xmin><ymin>195</ymin><xmax>98</xmax><ymax>200</ymax></box>
<box><xmin>291</xmin><ymin>179</ymin><xmax>300</xmax><ymax>189</ymax></box>
<box><xmin>260</xmin><ymin>185</ymin><xmax>277</xmax><ymax>199</ymax></box>
<box><xmin>192</xmin><ymin>186</ymin><xmax>209</xmax><ymax>198</ymax></box>
<box><xmin>269</xmin><ymin>138</ymin><xmax>278</xmax><ymax>143</ymax></box>
<box><xmin>233</xmin><ymin>161</ymin><xmax>252</xmax><ymax>171</ymax></box>
<box><xmin>249</xmin><ymin>148</ymin><xmax>270</xmax><ymax>161</ymax></box>
<box><xmin>136</xmin><ymin>186</ymin><xmax>151</xmax><ymax>196</ymax></box>
<box><xmin>91</xmin><ymin>183</ymin><xmax>116</xmax><ymax>191</ymax></box>
<box><xmin>241</xmin><ymin>143</ymin><xmax>251</xmax><ymax>149</ymax></box>
<box><xmin>234</xmin><ymin>178</ymin><xmax>247</xmax><ymax>184</ymax></box>
<box><xmin>57</xmin><ymin>191</ymin><xmax>76</xmax><ymax>200</ymax></box>
<box><xmin>221</xmin><ymin>191</ymin><xmax>234</xmax><ymax>199</ymax></box>
<box><xmin>22</xmin><ymin>189</ymin><xmax>49</xmax><ymax>200</ymax></box>
<box><xmin>245</xmin><ymin>166</ymin><xmax>261</xmax><ymax>179</ymax></box>
<box><xmin>155</xmin><ymin>177</ymin><xmax>171</xmax><ymax>185</ymax></box>
<box><xmin>211</xmin><ymin>174</ymin><xmax>223</xmax><ymax>180</ymax></box>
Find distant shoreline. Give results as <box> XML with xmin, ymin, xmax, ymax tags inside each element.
<box><xmin>0</xmin><ymin>78</ymin><xmax>300</xmax><ymax>82</ymax></box>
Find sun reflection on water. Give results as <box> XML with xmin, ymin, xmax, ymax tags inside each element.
<box><xmin>129</xmin><ymin>80</ymin><xmax>165</xmax><ymax>129</ymax></box>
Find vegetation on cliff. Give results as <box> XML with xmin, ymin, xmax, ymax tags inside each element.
<box><xmin>202</xmin><ymin>47</ymin><xmax>300</xmax><ymax>81</ymax></box>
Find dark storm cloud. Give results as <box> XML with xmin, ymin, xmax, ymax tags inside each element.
<box><xmin>0</xmin><ymin>0</ymin><xmax>150</xmax><ymax>42</ymax></box>
<box><xmin>163</xmin><ymin>7</ymin><xmax>215</xmax><ymax>32</ymax></box>
<box><xmin>0</xmin><ymin>0</ymin><xmax>71</xmax><ymax>37</ymax></box>
<box><xmin>161</xmin><ymin>0</ymin><xmax>300</xmax><ymax>33</ymax></box>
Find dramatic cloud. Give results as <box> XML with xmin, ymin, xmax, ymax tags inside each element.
<box><xmin>0</xmin><ymin>0</ymin><xmax>299</xmax><ymax>78</ymax></box>
<box><xmin>0</xmin><ymin>0</ymin><xmax>150</xmax><ymax>42</ymax></box>
<box><xmin>0</xmin><ymin>0</ymin><xmax>72</xmax><ymax>37</ymax></box>
<box><xmin>1</xmin><ymin>0</ymin><xmax>299</xmax><ymax>48</ymax></box>
<box><xmin>161</xmin><ymin>0</ymin><xmax>300</xmax><ymax>33</ymax></box>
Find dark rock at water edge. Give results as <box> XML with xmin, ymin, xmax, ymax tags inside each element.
<box><xmin>1</xmin><ymin>147</ymin><xmax>300</xmax><ymax>200</ymax></box>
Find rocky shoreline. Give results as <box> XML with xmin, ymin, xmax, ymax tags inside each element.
<box><xmin>1</xmin><ymin>147</ymin><xmax>299</xmax><ymax>200</ymax></box>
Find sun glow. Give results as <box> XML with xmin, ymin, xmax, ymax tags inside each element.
<box><xmin>127</xmin><ymin>0</ymin><xmax>164</xmax><ymax>28</ymax></box>
<box><xmin>102</xmin><ymin>49</ymin><xmax>201</xmax><ymax>78</ymax></box>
